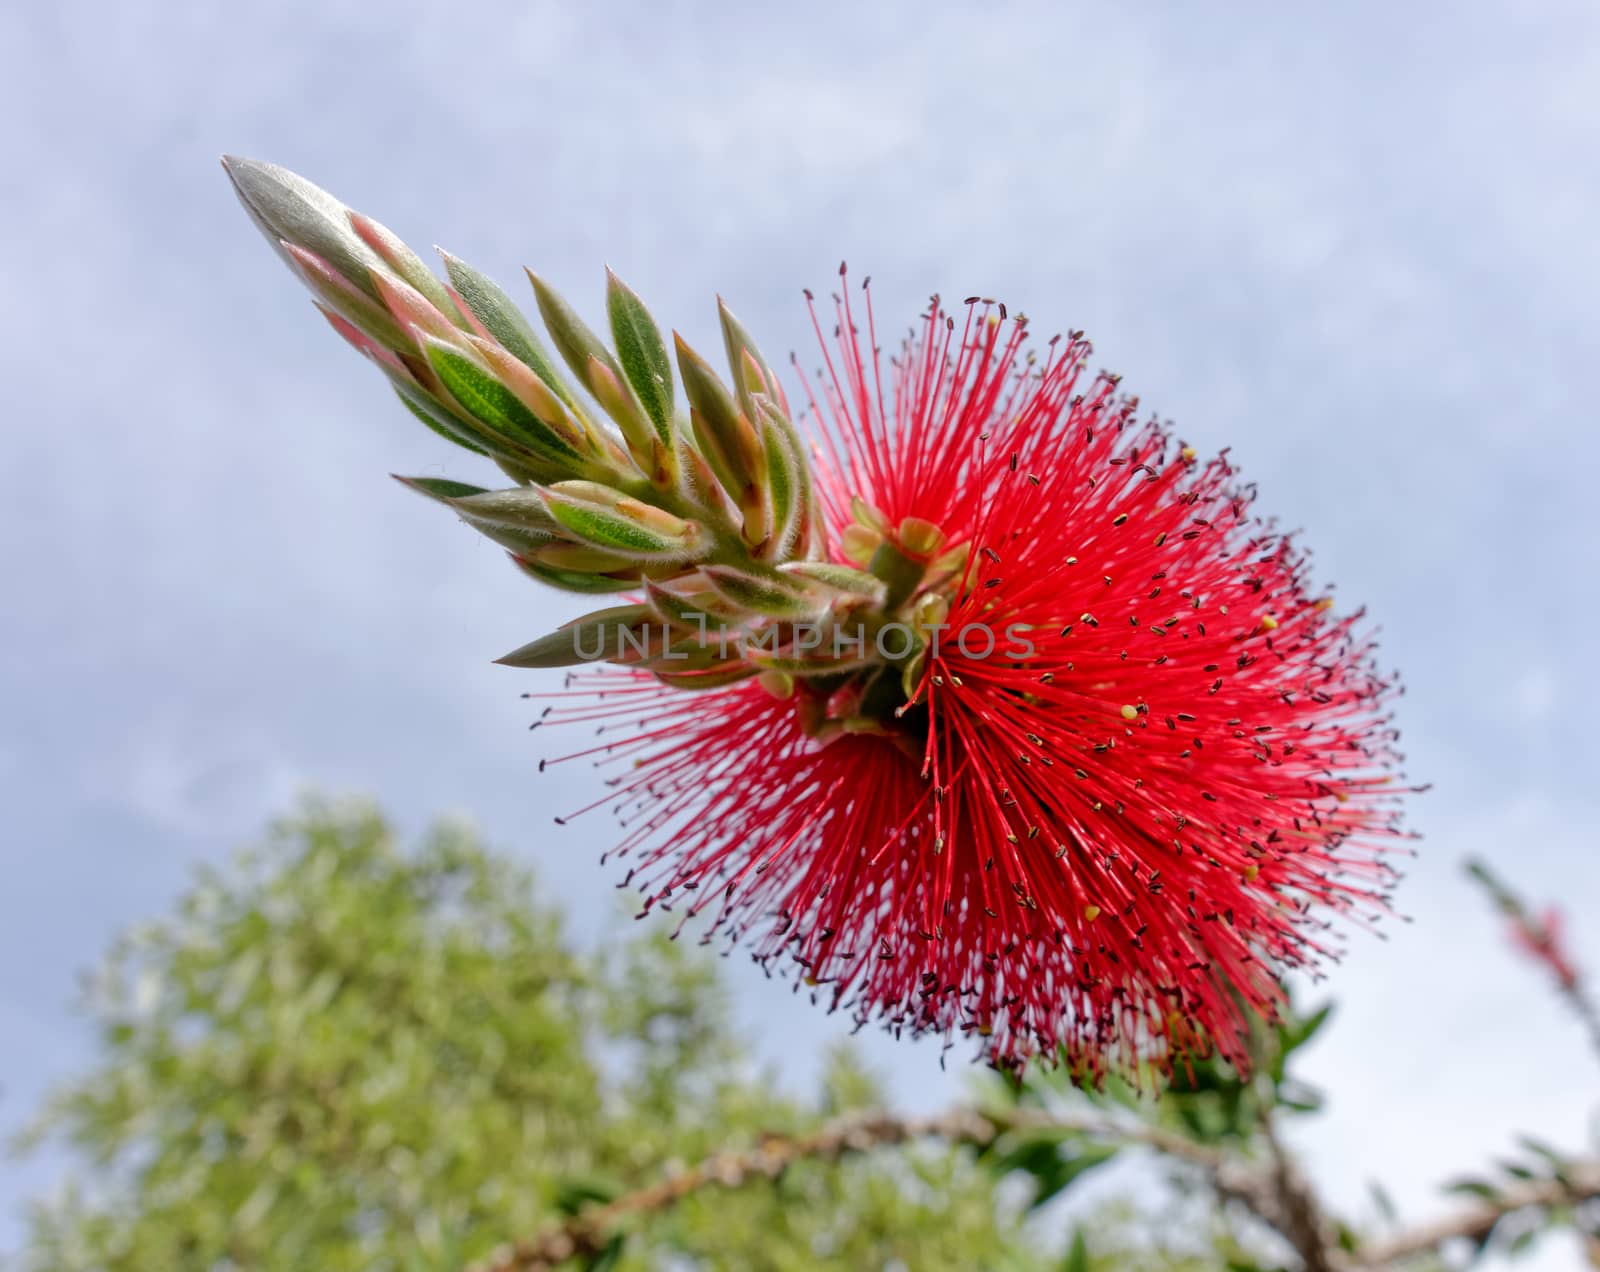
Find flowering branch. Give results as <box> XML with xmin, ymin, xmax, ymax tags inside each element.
<box><xmin>227</xmin><ymin>155</ymin><xmax>1414</xmax><ymax>1085</ymax></box>
<box><xmin>1467</xmin><ymin>859</ymin><xmax>1600</xmax><ymax>1063</ymax></box>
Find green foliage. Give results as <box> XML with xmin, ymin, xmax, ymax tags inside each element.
<box><xmin>13</xmin><ymin>799</ymin><xmax>1036</xmax><ymax>1272</ymax></box>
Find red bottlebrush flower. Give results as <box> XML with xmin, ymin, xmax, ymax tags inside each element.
<box><xmin>544</xmin><ymin>277</ymin><xmax>1410</xmax><ymax>1080</ymax></box>
<box><xmin>224</xmin><ymin>158</ymin><xmax>1414</xmax><ymax>1079</ymax></box>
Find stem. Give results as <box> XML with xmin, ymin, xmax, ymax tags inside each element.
<box><xmin>867</xmin><ymin>539</ymin><xmax>927</xmax><ymax>612</ymax></box>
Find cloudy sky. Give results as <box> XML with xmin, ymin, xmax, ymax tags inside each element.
<box><xmin>5</xmin><ymin>1</ymin><xmax>1598</xmax><ymax>1265</ymax></box>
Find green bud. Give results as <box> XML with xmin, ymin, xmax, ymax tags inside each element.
<box><xmin>283</xmin><ymin>244</ymin><xmax>412</xmax><ymax>350</ymax></box>
<box><xmin>222</xmin><ymin>156</ymin><xmax>386</xmax><ymax>301</ymax></box>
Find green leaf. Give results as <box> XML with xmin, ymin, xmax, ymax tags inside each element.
<box><xmin>1061</xmin><ymin>1229</ymin><xmax>1090</xmax><ymax>1272</ymax></box>
<box><xmin>778</xmin><ymin>562</ymin><xmax>888</xmax><ymax>604</ymax></box>
<box><xmin>584</xmin><ymin>1234</ymin><xmax>626</xmax><ymax>1272</ymax></box>
<box><xmin>543</xmin><ymin>489</ymin><xmax>702</xmax><ymax>561</ymax></box>
<box><xmin>606</xmin><ymin>270</ymin><xmax>675</xmax><ymax>442</ymax></box>
<box><xmin>439</xmin><ymin>250</ymin><xmax>574</xmax><ymax>405</ymax></box>
<box><xmin>717</xmin><ymin>296</ymin><xmax>787</xmax><ymax>417</ymax></box>
<box><xmin>424</xmin><ymin>340</ymin><xmax>586</xmax><ymax>469</ymax></box>
<box><xmin>756</xmin><ymin>398</ymin><xmax>815</xmax><ymax>558</ymax></box>
<box><xmin>392</xmin><ymin>385</ymin><xmax>490</xmax><ymax>457</ymax></box>
<box><xmin>391</xmin><ymin>476</ymin><xmax>489</xmax><ymax>504</ymax></box>
<box><xmin>554</xmin><ymin>1175</ymin><xmax>621</xmax><ymax>1217</ymax></box>
<box><xmin>494</xmin><ymin>605</ymin><xmax>655</xmax><ymax>669</ymax></box>
<box><xmin>643</xmin><ymin>578</ymin><xmax>744</xmax><ymax>630</ymax></box>
<box><xmin>701</xmin><ymin>565</ymin><xmax>819</xmax><ymax>618</ymax></box>
<box><xmin>676</xmin><ymin>333</ymin><xmax>759</xmax><ymax>500</ymax></box>
<box><xmin>508</xmin><ymin>556</ymin><xmax>639</xmax><ymax>593</ymax></box>
<box><xmin>992</xmin><ymin>1134</ymin><xmax>1118</xmax><ymax>1213</ymax></box>
<box><xmin>450</xmin><ymin>488</ymin><xmax>562</xmax><ymax>534</ymax></box>
<box><xmin>527</xmin><ymin>270</ymin><xmax>627</xmax><ymax>403</ymax></box>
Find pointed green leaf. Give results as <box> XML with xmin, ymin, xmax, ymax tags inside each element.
<box><xmin>718</xmin><ymin>296</ymin><xmax>788</xmax><ymax>416</ymax></box>
<box><xmin>775</xmin><ymin>564</ymin><xmax>886</xmax><ymax>603</ymax></box>
<box><xmin>508</xmin><ymin>556</ymin><xmax>639</xmax><ymax>593</ymax></box>
<box><xmin>527</xmin><ymin>270</ymin><xmax>626</xmax><ymax>401</ymax></box>
<box><xmin>494</xmin><ymin>605</ymin><xmax>654</xmax><ymax>668</ymax></box>
<box><xmin>392</xmin><ymin>383</ymin><xmax>490</xmax><ymax>457</ymax></box>
<box><xmin>643</xmin><ymin>577</ymin><xmax>745</xmax><ymax>630</ymax></box>
<box><xmin>451</xmin><ymin>488</ymin><xmax>562</xmax><ymax>533</ymax></box>
<box><xmin>439</xmin><ymin>251</ymin><xmax>574</xmax><ymax>405</ymax></box>
<box><xmin>701</xmin><ymin>565</ymin><xmax>819</xmax><ymax>618</ymax></box>
<box><xmin>543</xmin><ymin>489</ymin><xmax>702</xmax><ymax>561</ymax></box>
<box><xmin>391</xmin><ymin>476</ymin><xmax>489</xmax><ymax>504</ymax></box>
<box><xmin>606</xmin><ymin>271</ymin><xmax>674</xmax><ymax>445</ymax></box>
<box><xmin>424</xmin><ymin>340</ymin><xmax>585</xmax><ymax>468</ymax></box>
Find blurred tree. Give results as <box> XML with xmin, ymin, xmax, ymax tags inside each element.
<box><xmin>16</xmin><ymin>802</ymin><xmax>1598</xmax><ymax>1270</ymax></box>
<box><xmin>12</xmin><ymin>799</ymin><xmax>1038</xmax><ymax>1271</ymax></box>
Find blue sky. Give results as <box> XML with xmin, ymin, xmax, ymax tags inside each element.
<box><xmin>4</xmin><ymin>1</ymin><xmax>1598</xmax><ymax>1264</ymax></box>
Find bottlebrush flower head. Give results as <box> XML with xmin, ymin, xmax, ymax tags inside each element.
<box><xmin>225</xmin><ymin>158</ymin><xmax>1415</xmax><ymax>1081</ymax></box>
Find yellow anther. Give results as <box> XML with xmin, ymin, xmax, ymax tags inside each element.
<box><xmin>1261</xmin><ymin>615</ymin><xmax>1279</xmax><ymax>631</ymax></box>
<box><xmin>1120</xmin><ymin>704</ymin><xmax>1139</xmax><ymax>721</ymax></box>
<box><xmin>1083</xmin><ymin>904</ymin><xmax>1101</xmax><ymax>922</ymax></box>
<box><xmin>1315</xmin><ymin>596</ymin><xmax>1335</xmax><ymax>611</ymax></box>
<box><xmin>1181</xmin><ymin>446</ymin><xmax>1197</xmax><ymax>462</ymax></box>
<box><xmin>1243</xmin><ymin>864</ymin><xmax>1260</xmax><ymax>883</ymax></box>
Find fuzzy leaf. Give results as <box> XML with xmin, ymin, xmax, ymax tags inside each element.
<box><xmin>701</xmin><ymin>566</ymin><xmax>820</xmax><ymax>618</ymax></box>
<box><xmin>424</xmin><ymin>340</ymin><xmax>585</xmax><ymax>468</ymax></box>
<box><xmin>606</xmin><ymin>270</ymin><xmax>675</xmax><ymax>442</ymax></box>
<box><xmin>494</xmin><ymin>605</ymin><xmax>654</xmax><ymax>668</ymax></box>
<box><xmin>508</xmin><ymin>556</ymin><xmax>639</xmax><ymax>593</ymax></box>
<box><xmin>777</xmin><ymin>562</ymin><xmax>887</xmax><ymax>603</ymax></box>
<box><xmin>542</xmin><ymin>488</ymin><xmax>701</xmax><ymax>561</ymax></box>
<box><xmin>223</xmin><ymin>156</ymin><xmax>386</xmax><ymax>300</ymax></box>
<box><xmin>527</xmin><ymin>271</ymin><xmax>627</xmax><ymax>402</ymax></box>
<box><xmin>439</xmin><ymin>251</ymin><xmax>573</xmax><ymax>404</ymax></box>
<box><xmin>451</xmin><ymin>488</ymin><xmax>562</xmax><ymax>533</ymax></box>
<box><xmin>391</xmin><ymin>384</ymin><xmax>490</xmax><ymax>457</ymax></box>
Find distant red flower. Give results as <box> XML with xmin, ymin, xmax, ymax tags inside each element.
<box><xmin>1508</xmin><ymin>907</ymin><xmax>1581</xmax><ymax>991</ymax></box>
<box><xmin>546</xmin><ymin>279</ymin><xmax>1410</xmax><ymax>1079</ymax></box>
